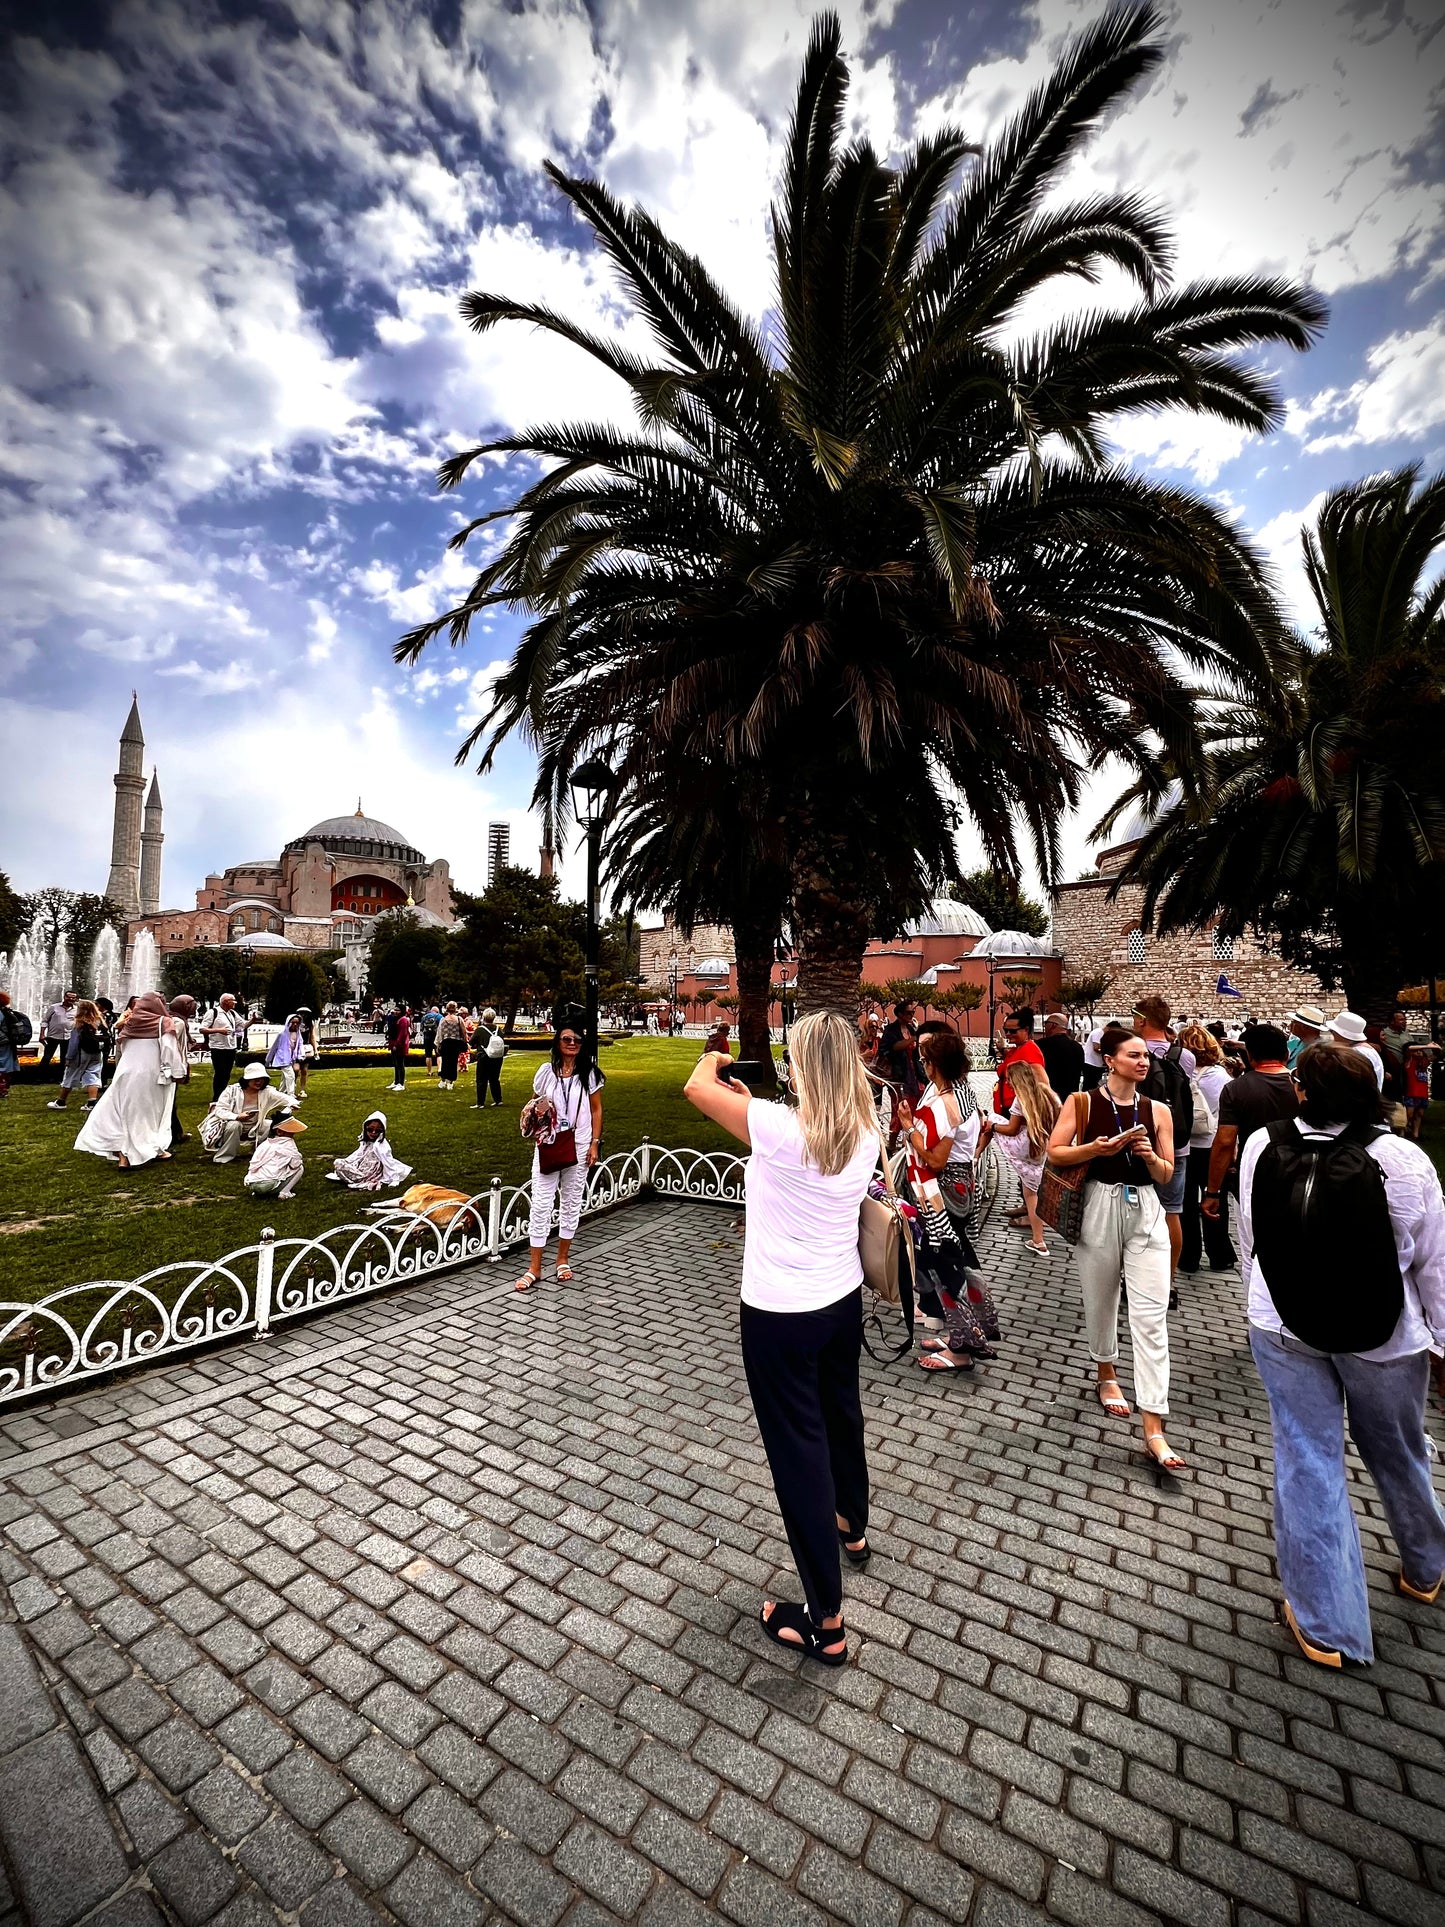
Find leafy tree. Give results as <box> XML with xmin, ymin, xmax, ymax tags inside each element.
<box><xmin>447</xmin><ymin>869</ymin><xmax>585</xmax><ymax>1030</ymax></box>
<box><xmin>1058</xmin><ymin>971</ymin><xmax>1113</xmax><ymax>1021</ymax></box>
<box><xmin>366</xmin><ymin>910</ymin><xmax>450</xmax><ymax>1007</ymax></box>
<box><xmin>951</xmin><ymin>869</ymin><xmax>1049</xmax><ymax>938</ymax></box>
<box><xmin>999</xmin><ymin>975</ymin><xmax>1043</xmax><ymax>1013</ymax></box>
<box><xmin>161</xmin><ymin>948</ymin><xmax>234</xmax><ymax>1007</ymax></box>
<box><xmin>935</xmin><ymin>983</ymin><xmax>985</xmax><ymax>1019</ymax></box>
<box><xmin>263</xmin><ymin>954</ymin><xmax>330</xmax><ymax>1024</ymax></box>
<box><xmin>398</xmin><ymin>4</ymin><xmax>1320</xmax><ymax>1017</ymax></box>
<box><xmin>885</xmin><ymin>978</ymin><xmax>933</xmax><ymax>1009</ymax></box>
<box><xmin>1114</xmin><ymin>469</ymin><xmax>1445</xmax><ymax>1018</ymax></box>
<box><xmin>18</xmin><ymin>888</ymin><xmax>125</xmax><ymax>969</ymax></box>
<box><xmin>0</xmin><ymin>871</ymin><xmax>23</xmax><ymax>954</ymax></box>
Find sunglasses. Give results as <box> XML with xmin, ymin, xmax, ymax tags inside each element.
<box><xmin>559</xmin><ymin>1036</ymin><xmax>582</xmax><ymax>1048</ymax></box>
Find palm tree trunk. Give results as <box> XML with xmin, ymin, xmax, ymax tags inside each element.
<box><xmin>791</xmin><ymin>825</ymin><xmax>872</xmax><ymax>1018</ymax></box>
<box><xmin>733</xmin><ymin>918</ymin><xmax>777</xmax><ymax>1062</ymax></box>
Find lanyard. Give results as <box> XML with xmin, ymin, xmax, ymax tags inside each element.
<box><xmin>1103</xmin><ymin>1087</ymin><xmax>1148</xmax><ymax>1182</ymax></box>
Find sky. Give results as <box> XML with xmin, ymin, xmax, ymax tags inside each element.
<box><xmin>1</xmin><ymin>0</ymin><xmax>1442</xmax><ymax>921</ymax></box>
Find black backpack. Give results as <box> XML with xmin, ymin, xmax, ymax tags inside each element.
<box><xmin>7</xmin><ymin>1009</ymin><xmax>32</xmax><ymax>1046</ymax></box>
<box><xmin>1250</xmin><ymin>1119</ymin><xmax>1402</xmax><ymax>1352</ymax></box>
<box><xmin>1142</xmin><ymin>1041</ymin><xmax>1195</xmax><ymax>1150</ymax></box>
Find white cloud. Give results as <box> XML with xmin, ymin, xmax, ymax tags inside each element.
<box><xmin>1255</xmin><ymin>491</ymin><xmax>1330</xmax><ymax>631</ymax></box>
<box><xmin>157</xmin><ymin>658</ymin><xmax>262</xmax><ymax>693</ymax></box>
<box><xmin>1290</xmin><ymin>322</ymin><xmax>1445</xmax><ymax>452</ymax></box>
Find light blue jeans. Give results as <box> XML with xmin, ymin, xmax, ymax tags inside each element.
<box><xmin>1250</xmin><ymin>1327</ymin><xmax>1445</xmax><ymax>1662</ymax></box>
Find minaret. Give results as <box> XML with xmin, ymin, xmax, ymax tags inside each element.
<box><xmin>105</xmin><ymin>696</ymin><xmax>145</xmax><ymax>920</ymax></box>
<box><xmin>140</xmin><ymin>769</ymin><xmax>164</xmax><ymax>916</ymax></box>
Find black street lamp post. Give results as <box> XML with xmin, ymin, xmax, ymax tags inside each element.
<box><xmin>668</xmin><ymin>947</ymin><xmax>679</xmax><ymax>1034</ymax></box>
<box><xmin>569</xmin><ymin>758</ymin><xmax>617</xmax><ymax>1065</ymax></box>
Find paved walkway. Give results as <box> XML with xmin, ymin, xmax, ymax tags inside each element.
<box><xmin>1</xmin><ymin>1193</ymin><xmax>1444</xmax><ymax>1927</ymax></box>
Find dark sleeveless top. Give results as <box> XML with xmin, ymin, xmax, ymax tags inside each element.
<box><xmin>1082</xmin><ymin>1085</ymin><xmax>1159</xmax><ymax>1188</ymax></box>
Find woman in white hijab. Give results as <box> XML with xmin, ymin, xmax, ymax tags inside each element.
<box><xmin>327</xmin><ymin>1111</ymin><xmax>413</xmax><ymax>1191</ymax></box>
<box><xmin>74</xmin><ymin>991</ymin><xmax>185</xmax><ymax>1170</ymax></box>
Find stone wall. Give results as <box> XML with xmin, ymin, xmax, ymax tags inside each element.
<box><xmin>1051</xmin><ymin>875</ymin><xmax>1339</xmax><ymax>1022</ymax></box>
<box><xmin>638</xmin><ymin>918</ymin><xmax>736</xmax><ymax>986</ymax></box>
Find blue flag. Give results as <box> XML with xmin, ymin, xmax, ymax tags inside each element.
<box><xmin>1216</xmin><ymin>973</ymin><xmax>1243</xmax><ymax>998</ymax></box>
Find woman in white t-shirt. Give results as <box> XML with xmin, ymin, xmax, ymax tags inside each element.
<box><xmin>514</xmin><ymin>1022</ymin><xmax>605</xmax><ymax>1291</ymax></box>
<box><xmin>685</xmin><ymin>1010</ymin><xmax>879</xmax><ymax>1668</ymax></box>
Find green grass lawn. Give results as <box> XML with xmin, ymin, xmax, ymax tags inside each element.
<box><xmin>0</xmin><ymin>1039</ymin><xmax>739</xmax><ymax>1305</ymax></box>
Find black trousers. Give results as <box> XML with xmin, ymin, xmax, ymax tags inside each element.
<box><xmin>392</xmin><ymin>1051</ymin><xmax>407</xmax><ymax>1087</ymax></box>
<box><xmin>210</xmin><ymin>1051</ymin><xmax>235</xmax><ymax>1100</ymax></box>
<box><xmin>439</xmin><ymin>1040</ymin><xmax>462</xmax><ymax>1082</ymax></box>
<box><xmin>739</xmin><ymin>1288</ymin><xmax>868</xmax><ymax>1623</ymax></box>
<box><xmin>39</xmin><ymin>1037</ymin><xmax>65</xmax><ymax>1073</ymax></box>
<box><xmin>476</xmin><ymin>1056</ymin><xmax>502</xmax><ymax>1105</ymax></box>
<box><xmin>1181</xmin><ymin>1145</ymin><xmax>1236</xmax><ymax>1271</ymax></box>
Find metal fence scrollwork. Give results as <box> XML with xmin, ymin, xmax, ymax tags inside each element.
<box><xmin>0</xmin><ymin>1135</ymin><xmax>995</xmax><ymax>1407</ymax></box>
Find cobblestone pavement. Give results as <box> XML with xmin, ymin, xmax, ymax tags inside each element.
<box><xmin>2</xmin><ymin>1192</ymin><xmax>1444</xmax><ymax>1927</ymax></box>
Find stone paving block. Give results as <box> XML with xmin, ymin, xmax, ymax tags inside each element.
<box><xmin>184</xmin><ymin>1763</ymin><xmax>270</xmax><ymax>1844</ymax></box>
<box><xmin>490</xmin><ymin>1705</ymin><xmax>574</xmax><ymax>1783</ymax></box>
<box><xmin>0</xmin><ymin>1621</ymin><xmax>58</xmax><ymax>1752</ymax></box>
<box><xmin>940</xmin><ymin>1807</ymin><xmax>1048</xmax><ymax>1903</ymax></box>
<box><xmin>149</xmin><ymin>1828</ymin><xmax>242</xmax><ymax>1927</ymax></box>
<box><xmin>266</xmin><ymin>1745</ymin><xmax>352</xmax><ymax>1828</ymax></box>
<box><xmin>322</xmin><ymin>1797</ymin><xmax>416</xmax><ymax>1888</ymax></box>
<box><xmin>557</xmin><ymin>1749</ymin><xmax>650</xmax><ymax>1836</ymax></box>
<box><xmin>718</xmin><ymin>1859</ymin><xmax>829</xmax><ymax>1927</ymax></box>
<box><xmin>403</xmin><ymin>1783</ymin><xmax>493</xmax><ymax>1870</ymax></box>
<box><xmin>116</xmin><ymin>1778</ymin><xmax>188</xmax><ymax>1856</ymax></box>
<box><xmin>0</xmin><ymin>1726</ymin><xmax>130</xmax><ymax>1927</ymax></box>
<box><xmin>135</xmin><ymin>1715</ymin><xmax>222</xmax><ymax>1791</ymax></box>
<box><xmin>88</xmin><ymin>1893</ymin><xmax>166</xmax><ymax>1927</ymax></box>
<box><xmin>865</xmin><ymin>1823</ymin><xmax>977</xmax><ymax>1921</ymax></box>
<box><xmin>631</xmin><ymin>1804</ymin><xmax>730</xmax><ymax>1898</ymax></box>
<box><xmin>554</xmin><ymin>1819</ymin><xmax>655</xmax><ymax>1918</ymax></box>
<box><xmin>236</xmin><ymin>1811</ymin><xmax>334</xmax><ymax>1909</ymax></box>
<box><xmin>477</xmin><ymin>1836</ymin><xmax>574</xmax><ymax>1927</ymax></box>
<box><xmin>628</xmin><ymin>1738</ymin><xmax>721</xmax><ymax>1819</ymax></box>
<box><xmin>386</xmin><ymin>1850</ymin><xmax>486</xmax><ymax>1927</ymax></box>
<box><xmin>481</xmin><ymin>1765</ymin><xmax>576</xmax><ymax>1854</ymax></box>
<box><xmin>294</xmin><ymin>1691</ymin><xmax>372</xmax><ymax>1762</ymax></box>
<box><xmin>214</xmin><ymin>1703</ymin><xmax>293</xmax><ymax>1774</ymax></box>
<box><xmin>561</xmin><ymin>1695</ymin><xmax>643</xmax><ymax>1768</ymax></box>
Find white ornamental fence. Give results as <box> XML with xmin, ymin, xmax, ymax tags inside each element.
<box><xmin>0</xmin><ymin>1137</ymin><xmax>997</xmax><ymax>1409</ymax></box>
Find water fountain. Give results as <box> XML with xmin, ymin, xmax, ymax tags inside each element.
<box><xmin>128</xmin><ymin>927</ymin><xmax>160</xmax><ymax>998</ymax></box>
<box><xmin>90</xmin><ymin>925</ymin><xmax>124</xmax><ymax>1005</ymax></box>
<box><xmin>4</xmin><ymin>932</ymin><xmax>45</xmax><ymax>1026</ymax></box>
<box><xmin>47</xmin><ymin>928</ymin><xmax>71</xmax><ymax>1009</ymax></box>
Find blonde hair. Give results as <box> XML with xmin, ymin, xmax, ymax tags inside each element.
<box><xmin>789</xmin><ymin>1010</ymin><xmax>878</xmax><ymax>1176</ymax></box>
<box><xmin>1177</xmin><ymin>1021</ymin><xmax>1222</xmax><ymax>1065</ymax></box>
<box><xmin>1010</xmin><ymin>1059</ymin><xmax>1061</xmax><ymax>1156</ymax></box>
<box><xmin>74</xmin><ymin>1000</ymin><xmax>102</xmax><ymax>1029</ymax></box>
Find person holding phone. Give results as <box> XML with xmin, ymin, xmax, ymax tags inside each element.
<box><xmin>684</xmin><ymin>1011</ymin><xmax>880</xmax><ymax>1666</ymax></box>
<box><xmin>514</xmin><ymin>1022</ymin><xmax>605</xmax><ymax>1292</ymax></box>
<box><xmin>1047</xmin><ymin>1024</ymin><xmax>1183</xmax><ymax>1470</ymax></box>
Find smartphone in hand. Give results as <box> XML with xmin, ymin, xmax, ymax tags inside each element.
<box><xmin>729</xmin><ymin>1059</ymin><xmax>779</xmax><ymax>1094</ymax></box>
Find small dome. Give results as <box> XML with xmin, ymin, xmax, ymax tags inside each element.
<box><xmin>230</xmin><ymin>932</ymin><xmax>296</xmax><ymax>951</ymax></box>
<box><xmin>1101</xmin><ymin>780</ymin><xmax>1184</xmax><ymax>855</ymax></box>
<box><xmin>971</xmin><ymin>929</ymin><xmax>1055</xmax><ymax>958</ymax></box>
<box><xmin>905</xmin><ymin>897</ymin><xmax>992</xmax><ymax>939</ymax></box>
<box><xmin>694</xmin><ymin>956</ymin><xmax>731</xmax><ymax>976</ymax></box>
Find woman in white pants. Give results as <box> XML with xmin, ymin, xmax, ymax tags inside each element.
<box><xmin>1047</xmin><ymin>1025</ymin><xmax>1183</xmax><ymax>1471</ymax></box>
<box><xmin>515</xmin><ymin>1021</ymin><xmax>604</xmax><ymax>1291</ymax></box>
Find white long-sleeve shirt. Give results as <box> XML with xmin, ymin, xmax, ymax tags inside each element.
<box><xmin>1239</xmin><ymin>1118</ymin><xmax>1445</xmax><ymax>1359</ymax></box>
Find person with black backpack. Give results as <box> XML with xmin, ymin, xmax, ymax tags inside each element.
<box><xmin>1240</xmin><ymin>1043</ymin><xmax>1445</xmax><ymax>1669</ymax></box>
<box><xmin>0</xmin><ymin>991</ymin><xmax>30</xmax><ymax>1099</ymax></box>
<box><xmin>1133</xmin><ymin>997</ymin><xmax>1196</xmax><ymax>1293</ymax></box>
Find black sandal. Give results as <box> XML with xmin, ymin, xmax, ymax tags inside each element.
<box><xmin>838</xmin><ymin>1526</ymin><xmax>870</xmax><ymax>1568</ymax></box>
<box><xmin>759</xmin><ymin>1602</ymin><xmax>849</xmax><ymax>1667</ymax></box>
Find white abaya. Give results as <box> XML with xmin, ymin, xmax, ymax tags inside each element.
<box><xmin>74</xmin><ymin>1037</ymin><xmax>174</xmax><ymax>1168</ymax></box>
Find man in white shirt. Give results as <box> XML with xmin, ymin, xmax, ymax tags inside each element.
<box><xmin>201</xmin><ymin>994</ymin><xmax>245</xmax><ymax>1100</ymax></box>
<box><xmin>1326</xmin><ymin>1010</ymin><xmax>1384</xmax><ymax>1089</ymax></box>
<box><xmin>38</xmin><ymin>991</ymin><xmax>77</xmax><ymax>1072</ymax></box>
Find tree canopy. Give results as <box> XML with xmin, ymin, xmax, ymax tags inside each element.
<box><xmin>397</xmin><ymin>2</ymin><xmax>1321</xmax><ymax>1015</ymax></box>
<box><xmin>1113</xmin><ymin>467</ymin><xmax>1445</xmax><ymax>1016</ymax></box>
<box><xmin>447</xmin><ymin>868</ymin><xmax>585</xmax><ymax>1029</ymax></box>
<box><xmin>951</xmin><ymin>868</ymin><xmax>1049</xmax><ymax>938</ymax></box>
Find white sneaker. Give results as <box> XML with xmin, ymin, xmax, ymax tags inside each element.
<box><xmin>46</xmin><ymin>1100</ymin><xmax>67</xmax><ymax>1110</ymax></box>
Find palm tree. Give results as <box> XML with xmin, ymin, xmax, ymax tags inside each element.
<box><xmin>604</xmin><ymin>753</ymin><xmax>789</xmax><ymax>1061</ymax></box>
<box><xmin>1112</xmin><ymin>467</ymin><xmax>1445</xmax><ymax>1017</ymax></box>
<box><xmin>398</xmin><ymin>3</ymin><xmax>1323</xmax><ymax>1013</ymax></box>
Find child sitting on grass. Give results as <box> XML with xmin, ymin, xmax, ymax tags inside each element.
<box><xmin>243</xmin><ymin>1114</ymin><xmax>307</xmax><ymax>1199</ymax></box>
<box><xmin>327</xmin><ymin>1110</ymin><xmax>413</xmax><ymax>1191</ymax></box>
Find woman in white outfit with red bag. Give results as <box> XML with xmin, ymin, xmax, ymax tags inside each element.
<box><xmin>515</xmin><ymin>1020</ymin><xmax>604</xmax><ymax>1291</ymax></box>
